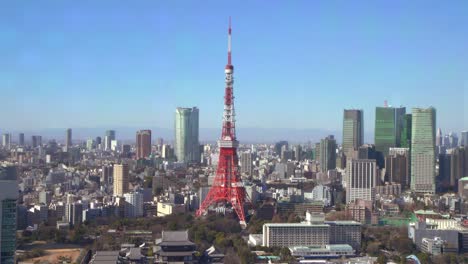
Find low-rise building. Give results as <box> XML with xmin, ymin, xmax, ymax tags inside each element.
<box><xmin>262</xmin><ymin>212</ymin><xmax>361</xmax><ymax>251</ymax></box>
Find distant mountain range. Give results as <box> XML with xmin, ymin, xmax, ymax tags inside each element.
<box><xmin>2</xmin><ymin>127</ymin><xmax>375</xmax><ymax>144</ymax></box>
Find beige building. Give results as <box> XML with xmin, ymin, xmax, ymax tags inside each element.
<box><xmin>113</xmin><ymin>164</ymin><xmax>129</xmax><ymax>196</ymax></box>
<box><xmin>157</xmin><ymin>202</ymin><xmax>186</xmax><ymax>217</ymax></box>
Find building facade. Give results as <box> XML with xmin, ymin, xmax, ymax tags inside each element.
<box><xmin>342</xmin><ymin>109</ymin><xmax>364</xmax><ymax>156</ymax></box>
<box><xmin>0</xmin><ymin>165</ymin><xmax>18</xmax><ymax>264</ymax></box>
<box><xmin>104</xmin><ymin>130</ymin><xmax>116</xmax><ymax>151</ymax></box>
<box><xmin>346</xmin><ymin>159</ymin><xmax>377</xmax><ymax>204</ymax></box>
<box><xmin>320</xmin><ymin>135</ymin><xmax>336</xmax><ymax>173</ymax></box>
<box><xmin>174</xmin><ymin>107</ymin><xmax>199</xmax><ymax>163</ymax></box>
<box><xmin>411</xmin><ymin>107</ymin><xmax>436</xmax><ymax>194</ymax></box>
<box><xmin>65</xmin><ymin>128</ymin><xmax>72</xmax><ymax>151</ymax></box>
<box><xmin>374</xmin><ymin>106</ymin><xmax>406</xmax><ymax>156</ymax></box>
<box><xmin>240</xmin><ymin>152</ymin><xmax>253</xmax><ymax>176</ymax></box>
<box><xmin>113</xmin><ymin>164</ymin><xmax>129</xmax><ymax>197</ymax></box>
<box><xmin>136</xmin><ymin>130</ymin><xmax>152</xmax><ymax>160</ymax></box>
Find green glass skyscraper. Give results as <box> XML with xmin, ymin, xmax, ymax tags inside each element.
<box><xmin>0</xmin><ymin>165</ymin><xmax>17</xmax><ymax>264</ymax></box>
<box><xmin>342</xmin><ymin>109</ymin><xmax>364</xmax><ymax>156</ymax></box>
<box><xmin>175</xmin><ymin>107</ymin><xmax>200</xmax><ymax>163</ymax></box>
<box><xmin>401</xmin><ymin>114</ymin><xmax>412</xmax><ymax>148</ymax></box>
<box><xmin>411</xmin><ymin>107</ymin><xmax>436</xmax><ymax>194</ymax></box>
<box><xmin>374</xmin><ymin>106</ymin><xmax>406</xmax><ymax>156</ymax></box>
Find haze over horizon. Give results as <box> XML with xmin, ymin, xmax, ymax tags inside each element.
<box><xmin>1</xmin><ymin>1</ymin><xmax>466</xmax><ymax>136</ymax></box>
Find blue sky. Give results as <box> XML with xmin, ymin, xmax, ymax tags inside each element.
<box><xmin>0</xmin><ymin>1</ymin><xmax>466</xmax><ymax>135</ymax></box>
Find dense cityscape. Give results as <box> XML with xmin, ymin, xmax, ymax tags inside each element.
<box><xmin>1</xmin><ymin>3</ymin><xmax>468</xmax><ymax>264</ymax></box>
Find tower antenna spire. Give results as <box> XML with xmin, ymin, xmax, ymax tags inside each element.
<box><xmin>228</xmin><ymin>16</ymin><xmax>232</xmax><ymax>65</ymax></box>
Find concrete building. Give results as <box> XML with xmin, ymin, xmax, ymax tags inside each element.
<box><xmin>342</xmin><ymin>109</ymin><xmax>364</xmax><ymax>156</ymax></box>
<box><xmin>2</xmin><ymin>134</ymin><xmax>11</xmax><ymax>149</ymax></box>
<box><xmin>240</xmin><ymin>152</ymin><xmax>253</xmax><ymax>176</ymax></box>
<box><xmin>18</xmin><ymin>133</ymin><xmax>24</xmax><ymax>146</ymax></box>
<box><xmin>386</xmin><ymin>148</ymin><xmax>410</xmax><ymax>188</ymax></box>
<box><xmin>320</xmin><ymin>135</ymin><xmax>336</xmax><ymax>173</ymax></box>
<box><xmin>113</xmin><ymin>164</ymin><xmax>129</xmax><ymax>197</ymax></box>
<box><xmin>123</xmin><ymin>192</ymin><xmax>144</xmax><ymax>218</ymax></box>
<box><xmin>0</xmin><ymin>165</ymin><xmax>18</xmax><ymax>264</ymax></box>
<box><xmin>289</xmin><ymin>244</ymin><xmax>355</xmax><ymax>259</ymax></box>
<box><xmin>421</xmin><ymin>237</ymin><xmax>445</xmax><ymax>255</ymax></box>
<box><xmin>411</xmin><ymin>107</ymin><xmax>436</xmax><ymax>194</ymax></box>
<box><xmin>346</xmin><ymin>159</ymin><xmax>377</xmax><ymax>204</ymax></box>
<box><xmin>157</xmin><ymin>202</ymin><xmax>186</xmax><ymax>217</ymax></box>
<box><xmin>262</xmin><ymin>212</ymin><xmax>361</xmax><ymax>251</ymax></box>
<box><xmin>32</xmin><ymin>135</ymin><xmax>42</xmax><ymax>148</ymax></box>
<box><xmin>136</xmin><ymin>130</ymin><xmax>151</xmax><ymax>160</ymax></box>
<box><xmin>458</xmin><ymin>177</ymin><xmax>468</xmax><ymax>199</ymax></box>
<box><xmin>408</xmin><ymin>218</ymin><xmax>468</xmax><ymax>253</ymax></box>
<box><xmin>461</xmin><ymin>131</ymin><xmax>468</xmax><ymax>147</ymax></box>
<box><xmin>65</xmin><ymin>128</ymin><xmax>72</xmax><ymax>151</ymax></box>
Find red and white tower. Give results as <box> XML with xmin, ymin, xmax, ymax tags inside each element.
<box><xmin>196</xmin><ymin>18</ymin><xmax>249</xmax><ymax>227</ymax></box>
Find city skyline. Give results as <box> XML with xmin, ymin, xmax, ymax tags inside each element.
<box><xmin>0</xmin><ymin>1</ymin><xmax>467</xmax><ymax>134</ymax></box>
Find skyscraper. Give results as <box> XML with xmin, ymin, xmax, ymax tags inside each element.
<box><xmin>320</xmin><ymin>135</ymin><xmax>337</xmax><ymax>173</ymax></box>
<box><xmin>31</xmin><ymin>135</ymin><xmax>42</xmax><ymax>148</ymax></box>
<box><xmin>386</xmin><ymin>148</ymin><xmax>410</xmax><ymax>188</ymax></box>
<box><xmin>136</xmin><ymin>130</ymin><xmax>152</xmax><ymax>160</ymax></box>
<box><xmin>18</xmin><ymin>133</ymin><xmax>24</xmax><ymax>146</ymax></box>
<box><xmin>240</xmin><ymin>152</ymin><xmax>253</xmax><ymax>176</ymax></box>
<box><xmin>411</xmin><ymin>107</ymin><xmax>436</xmax><ymax>194</ymax></box>
<box><xmin>2</xmin><ymin>134</ymin><xmax>11</xmax><ymax>149</ymax></box>
<box><xmin>65</xmin><ymin>128</ymin><xmax>72</xmax><ymax>151</ymax></box>
<box><xmin>461</xmin><ymin>131</ymin><xmax>468</xmax><ymax>146</ymax></box>
<box><xmin>401</xmin><ymin>114</ymin><xmax>412</xmax><ymax>148</ymax></box>
<box><xmin>274</xmin><ymin>141</ymin><xmax>289</xmax><ymax>156</ymax></box>
<box><xmin>174</xmin><ymin>107</ymin><xmax>199</xmax><ymax>163</ymax></box>
<box><xmin>95</xmin><ymin>136</ymin><xmax>102</xmax><ymax>148</ymax></box>
<box><xmin>342</xmin><ymin>109</ymin><xmax>364</xmax><ymax>156</ymax></box>
<box><xmin>113</xmin><ymin>164</ymin><xmax>129</xmax><ymax>196</ymax></box>
<box><xmin>346</xmin><ymin>159</ymin><xmax>377</xmax><ymax>204</ymax></box>
<box><xmin>0</xmin><ymin>165</ymin><xmax>18</xmax><ymax>264</ymax></box>
<box><xmin>374</xmin><ymin>106</ymin><xmax>406</xmax><ymax>156</ymax></box>
<box><xmin>436</xmin><ymin>128</ymin><xmax>443</xmax><ymax>147</ymax></box>
<box><xmin>105</xmin><ymin>130</ymin><xmax>116</xmax><ymax>151</ymax></box>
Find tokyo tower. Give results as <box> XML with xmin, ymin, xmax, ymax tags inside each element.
<box><xmin>196</xmin><ymin>18</ymin><xmax>249</xmax><ymax>227</ymax></box>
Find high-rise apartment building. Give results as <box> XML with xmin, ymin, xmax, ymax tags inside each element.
<box><xmin>320</xmin><ymin>135</ymin><xmax>336</xmax><ymax>173</ymax></box>
<box><xmin>18</xmin><ymin>133</ymin><xmax>24</xmax><ymax>146</ymax></box>
<box><xmin>113</xmin><ymin>164</ymin><xmax>129</xmax><ymax>196</ymax></box>
<box><xmin>136</xmin><ymin>130</ymin><xmax>152</xmax><ymax>160</ymax></box>
<box><xmin>174</xmin><ymin>107</ymin><xmax>199</xmax><ymax>163</ymax></box>
<box><xmin>346</xmin><ymin>159</ymin><xmax>378</xmax><ymax>204</ymax></box>
<box><xmin>2</xmin><ymin>134</ymin><xmax>11</xmax><ymax>149</ymax></box>
<box><xmin>0</xmin><ymin>165</ymin><xmax>18</xmax><ymax>264</ymax></box>
<box><xmin>240</xmin><ymin>152</ymin><xmax>253</xmax><ymax>176</ymax></box>
<box><xmin>123</xmin><ymin>192</ymin><xmax>144</xmax><ymax>218</ymax></box>
<box><xmin>386</xmin><ymin>148</ymin><xmax>410</xmax><ymax>188</ymax></box>
<box><xmin>374</xmin><ymin>106</ymin><xmax>406</xmax><ymax>156</ymax></box>
<box><xmin>342</xmin><ymin>109</ymin><xmax>364</xmax><ymax>156</ymax></box>
<box><xmin>104</xmin><ymin>130</ymin><xmax>116</xmax><ymax>151</ymax></box>
<box><xmin>411</xmin><ymin>107</ymin><xmax>436</xmax><ymax>194</ymax></box>
<box><xmin>65</xmin><ymin>128</ymin><xmax>72</xmax><ymax>151</ymax></box>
